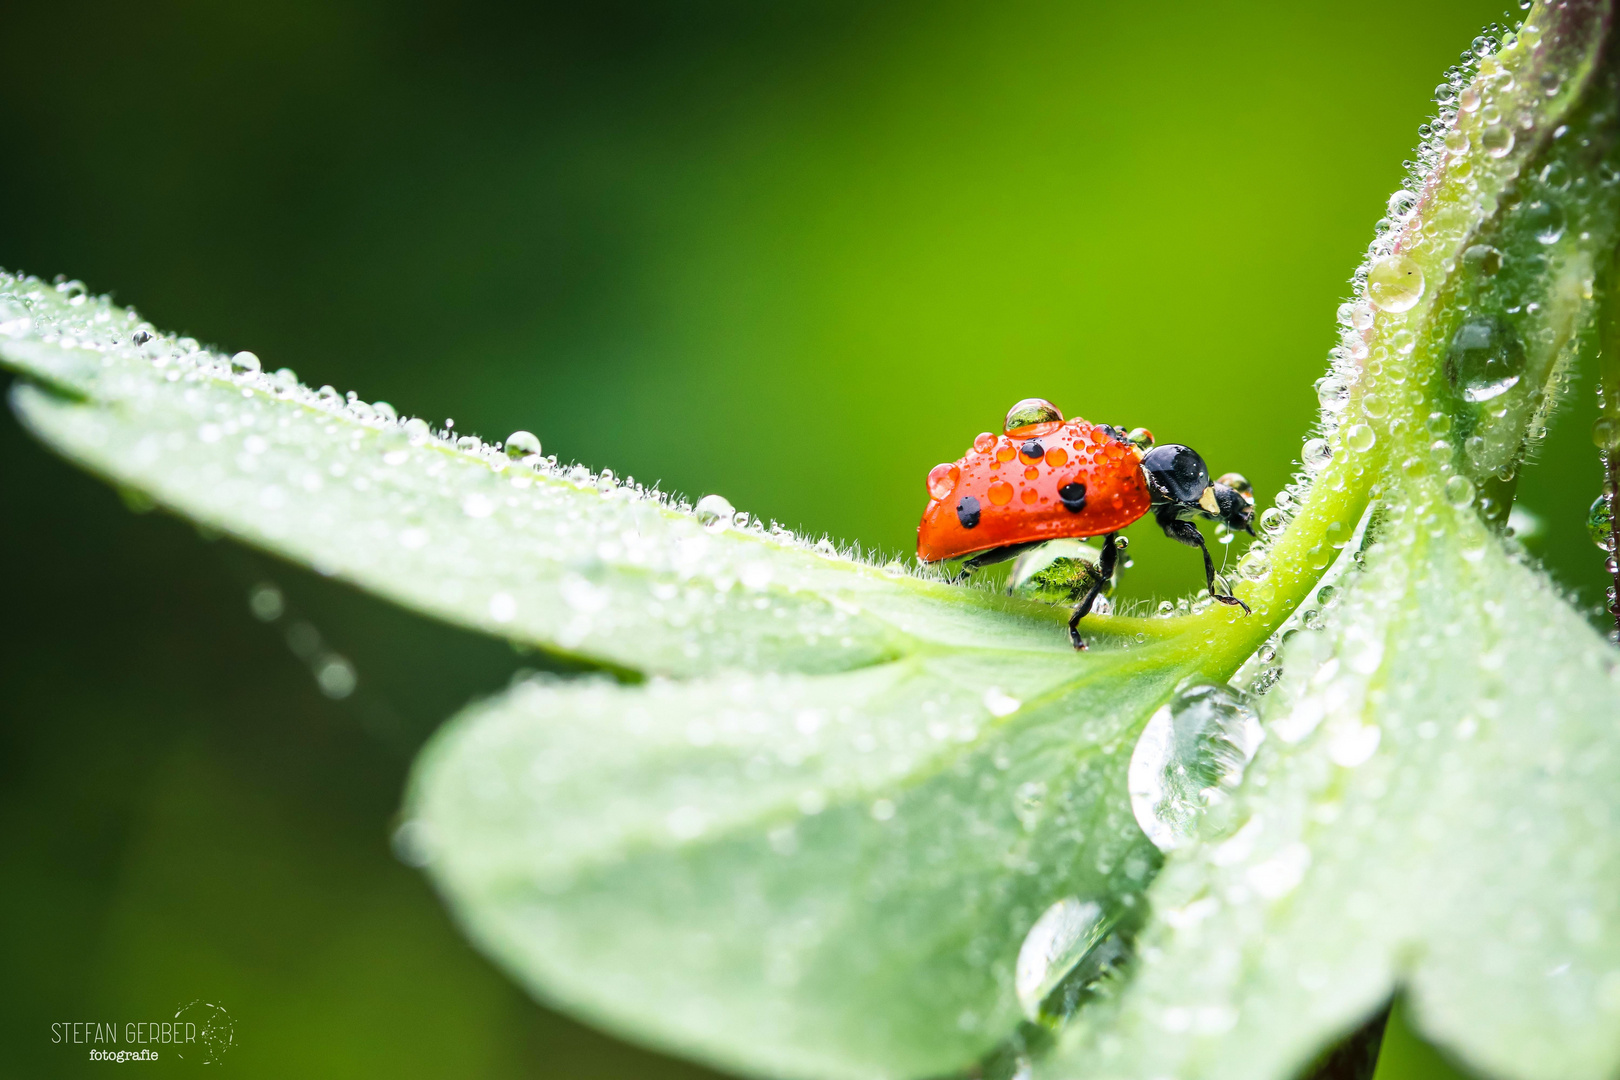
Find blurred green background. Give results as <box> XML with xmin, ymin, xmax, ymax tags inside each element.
<box><xmin>1</xmin><ymin>0</ymin><xmax>1603</xmax><ymax>1076</ymax></box>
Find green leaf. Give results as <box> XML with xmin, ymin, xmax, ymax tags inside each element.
<box><xmin>404</xmin><ymin>651</ymin><xmax>1175</xmax><ymax>1080</ymax></box>
<box><xmin>1050</xmin><ymin>482</ymin><xmax>1620</xmax><ymax>1080</ymax></box>
<box><xmin>0</xmin><ymin>274</ymin><xmax>1277</xmax><ymax>1077</ymax></box>
<box><xmin>0</xmin><ymin>281</ymin><xmax>1094</xmax><ymax>680</ymax></box>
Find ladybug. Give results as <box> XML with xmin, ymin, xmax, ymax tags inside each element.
<box><xmin>917</xmin><ymin>398</ymin><xmax>1256</xmax><ymax>649</ymax></box>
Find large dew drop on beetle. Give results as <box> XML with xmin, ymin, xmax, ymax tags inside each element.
<box><xmin>1366</xmin><ymin>254</ymin><xmax>1425</xmax><ymax>312</ymax></box>
<box><xmin>1014</xmin><ymin>896</ymin><xmax>1118</xmax><ymax>1022</ymax></box>
<box><xmin>1004</xmin><ymin>398</ymin><xmax>1063</xmax><ymax>434</ymax></box>
<box><xmin>1128</xmin><ymin>682</ymin><xmax>1264</xmax><ymax>852</ymax></box>
<box><xmin>1445</xmin><ymin>314</ymin><xmax>1526</xmax><ymax>403</ymax></box>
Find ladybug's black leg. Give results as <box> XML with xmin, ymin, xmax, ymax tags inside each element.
<box><xmin>1160</xmin><ymin>518</ymin><xmax>1251</xmax><ymax>614</ymax></box>
<box><xmin>1068</xmin><ymin>532</ymin><xmax>1119</xmax><ymax>650</ymax></box>
<box><xmin>951</xmin><ymin>541</ymin><xmax>1043</xmax><ymax>584</ymax></box>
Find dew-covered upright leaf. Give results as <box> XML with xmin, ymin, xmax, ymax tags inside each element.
<box><xmin>0</xmin><ymin>274</ymin><xmax>1073</xmax><ymax>678</ymax></box>
<box><xmin>1043</xmin><ymin>3</ymin><xmax>1620</xmax><ymax>1078</ymax></box>
<box><xmin>1046</xmin><ymin>486</ymin><xmax>1620</xmax><ymax>1080</ymax></box>
<box><xmin>405</xmin><ymin>649</ymin><xmax>1179</xmax><ymax>1080</ymax></box>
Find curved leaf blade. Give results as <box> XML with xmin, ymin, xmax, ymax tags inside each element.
<box><xmin>0</xmin><ymin>277</ymin><xmax>1082</xmax><ymax>678</ymax></box>
<box><xmin>405</xmin><ymin>649</ymin><xmax>1183</xmax><ymax>1080</ymax></box>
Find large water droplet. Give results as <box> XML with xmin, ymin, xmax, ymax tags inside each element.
<box><xmin>694</xmin><ymin>494</ymin><xmax>736</xmax><ymax>533</ymax></box>
<box><xmin>1367</xmin><ymin>255</ymin><xmax>1425</xmax><ymax>312</ymax></box>
<box><xmin>1445</xmin><ymin>314</ymin><xmax>1526</xmax><ymax>402</ymax></box>
<box><xmin>1008</xmin><ymin>539</ymin><xmax>1105</xmax><ymax>603</ymax></box>
<box><xmin>1462</xmin><ymin>244</ymin><xmax>1503</xmax><ymax>275</ymax></box>
<box><xmin>1127</xmin><ymin>682</ymin><xmax>1263</xmax><ymax>852</ymax></box>
<box><xmin>1345</xmin><ymin>424</ymin><xmax>1376</xmax><ymax>453</ymax></box>
<box><xmin>505</xmin><ymin>430</ymin><xmax>542</xmax><ymax>460</ymax></box>
<box><xmin>1014</xmin><ymin>897</ymin><xmax>1114</xmax><ymax>1021</ymax></box>
<box><xmin>1004</xmin><ymin>398</ymin><xmax>1063</xmax><ymax>434</ymax></box>
<box><xmin>1481</xmin><ymin>124</ymin><xmax>1515</xmax><ymax>157</ymax></box>
<box><xmin>230</xmin><ymin>350</ymin><xmax>261</xmax><ymax>374</ymax></box>
<box><xmin>1522</xmin><ymin>198</ymin><xmax>1565</xmax><ymax>244</ymax></box>
<box><xmin>1590</xmin><ymin>494</ymin><xmax>1615</xmax><ymax>550</ymax></box>
<box><xmin>927</xmin><ymin>462</ymin><xmax>961</xmax><ymax>501</ymax></box>
<box><xmin>1444</xmin><ymin>474</ymin><xmax>1477</xmax><ymax>508</ymax></box>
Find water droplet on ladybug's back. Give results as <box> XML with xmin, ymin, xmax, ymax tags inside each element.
<box><xmin>973</xmin><ymin>432</ymin><xmax>997</xmax><ymax>454</ymax></box>
<box><xmin>1045</xmin><ymin>447</ymin><xmax>1068</xmax><ymax>468</ymax></box>
<box><xmin>989</xmin><ymin>480</ymin><xmax>1015</xmax><ymax>506</ymax></box>
<box><xmin>927</xmin><ymin>463</ymin><xmax>960</xmax><ymax>501</ymax></box>
<box><xmin>1004</xmin><ymin>398</ymin><xmax>1063</xmax><ymax>434</ymax></box>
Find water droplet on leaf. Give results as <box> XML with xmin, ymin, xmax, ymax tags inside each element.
<box><xmin>1445</xmin><ymin>315</ymin><xmax>1526</xmax><ymax>402</ymax></box>
<box><xmin>1127</xmin><ymin>682</ymin><xmax>1263</xmax><ymax>852</ymax></box>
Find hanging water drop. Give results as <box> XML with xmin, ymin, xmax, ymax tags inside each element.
<box><xmin>1127</xmin><ymin>682</ymin><xmax>1263</xmax><ymax>852</ymax></box>
<box><xmin>1445</xmin><ymin>315</ymin><xmax>1526</xmax><ymax>402</ymax></box>
<box><xmin>1590</xmin><ymin>495</ymin><xmax>1616</xmax><ymax>550</ymax></box>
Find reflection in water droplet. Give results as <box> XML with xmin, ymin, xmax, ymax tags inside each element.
<box><xmin>694</xmin><ymin>493</ymin><xmax>736</xmax><ymax>533</ymax></box>
<box><xmin>1590</xmin><ymin>495</ymin><xmax>1616</xmax><ymax>550</ymax></box>
<box><xmin>1346</xmin><ymin>424</ymin><xmax>1377</xmax><ymax>453</ymax></box>
<box><xmin>230</xmin><ymin>351</ymin><xmax>261</xmax><ymax>374</ymax></box>
<box><xmin>1127</xmin><ymin>682</ymin><xmax>1263</xmax><ymax>852</ymax></box>
<box><xmin>1444</xmin><ymin>474</ymin><xmax>1477</xmax><ymax>508</ymax></box>
<box><xmin>1446</xmin><ymin>314</ymin><xmax>1526</xmax><ymax>402</ymax></box>
<box><xmin>505</xmin><ymin>430</ymin><xmax>542</xmax><ymax>460</ymax></box>
<box><xmin>1594</xmin><ymin>417</ymin><xmax>1620</xmax><ymax>450</ymax></box>
<box><xmin>1367</xmin><ymin>255</ymin><xmax>1425</xmax><ymax>312</ymax></box>
<box><xmin>973</xmin><ymin>432</ymin><xmax>997</xmax><ymax>454</ymax></box>
<box><xmin>1301</xmin><ymin>439</ymin><xmax>1332</xmax><ymax>472</ymax></box>
<box><xmin>1014</xmin><ymin>897</ymin><xmax>1112</xmax><ymax>1021</ymax></box>
<box><xmin>1004</xmin><ymin>398</ymin><xmax>1063</xmax><ymax>433</ymax></box>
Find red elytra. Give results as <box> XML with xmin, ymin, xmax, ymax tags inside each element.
<box><xmin>916</xmin><ymin>415</ymin><xmax>1151</xmax><ymax>563</ymax></box>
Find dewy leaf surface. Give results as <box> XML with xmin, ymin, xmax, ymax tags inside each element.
<box><xmin>405</xmin><ymin>651</ymin><xmax>1177</xmax><ymax>1080</ymax></box>
<box><xmin>0</xmin><ymin>270</ymin><xmax>1263</xmax><ymax>1077</ymax></box>
<box><xmin>0</xmin><ymin>277</ymin><xmax>1088</xmax><ymax>679</ymax></box>
<box><xmin>1048</xmin><ymin>486</ymin><xmax>1620</xmax><ymax>1080</ymax></box>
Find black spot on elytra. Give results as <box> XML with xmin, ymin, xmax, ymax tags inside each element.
<box><xmin>1058</xmin><ymin>482</ymin><xmax>1087</xmax><ymax>513</ymax></box>
<box><xmin>956</xmin><ymin>496</ymin><xmax>981</xmax><ymax>529</ymax></box>
<box><xmin>1019</xmin><ymin>439</ymin><xmax>1045</xmax><ymax>461</ymax></box>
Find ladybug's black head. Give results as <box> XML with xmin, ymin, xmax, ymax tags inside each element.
<box><xmin>1142</xmin><ymin>445</ymin><xmax>1257</xmax><ymax>535</ymax></box>
<box><xmin>1141</xmin><ymin>444</ymin><xmax>1210</xmax><ymax>506</ymax></box>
